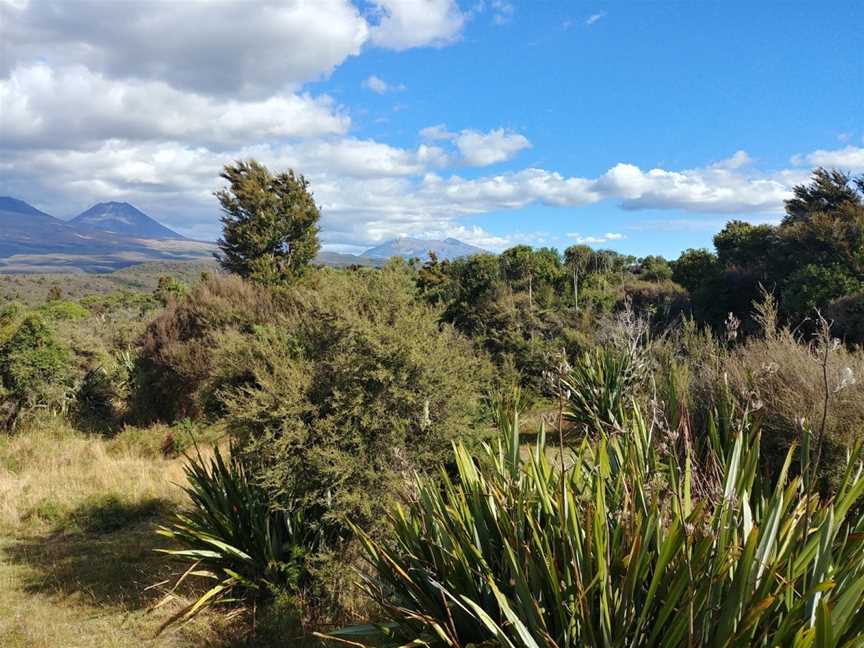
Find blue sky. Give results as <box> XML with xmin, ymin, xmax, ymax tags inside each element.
<box><xmin>2</xmin><ymin>0</ymin><xmax>862</xmax><ymax>257</ymax></box>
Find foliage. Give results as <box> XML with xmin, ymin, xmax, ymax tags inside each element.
<box><xmin>216</xmin><ymin>160</ymin><xmax>321</xmax><ymax>285</ymax></box>
<box><xmin>155</xmin><ymin>445</ymin><xmax>337</xmax><ymax>632</ymax></box>
<box><xmin>0</xmin><ymin>314</ymin><xmax>73</xmax><ymax>425</ymax></box>
<box><xmin>215</xmin><ymin>264</ymin><xmax>492</xmax><ymax>537</ymax></box>
<box><xmin>327</xmin><ymin>401</ymin><xmax>864</xmax><ymax>648</ymax></box>
<box><xmin>154</xmin><ymin>275</ymin><xmax>188</xmax><ymax>306</ymax></box>
<box><xmin>135</xmin><ymin>274</ymin><xmax>279</xmax><ymax>421</ymax></box>
<box><xmin>675</xmin><ymin>169</ymin><xmax>864</xmax><ymax>335</ymax></box>
<box><xmin>36</xmin><ymin>299</ymin><xmax>91</xmax><ymax>321</ymax></box>
<box><xmin>564</xmin><ymin>347</ymin><xmax>640</xmax><ymax>433</ymax></box>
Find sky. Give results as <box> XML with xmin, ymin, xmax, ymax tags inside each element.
<box><xmin>1</xmin><ymin>0</ymin><xmax>862</xmax><ymax>258</ymax></box>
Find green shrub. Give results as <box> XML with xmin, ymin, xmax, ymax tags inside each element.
<box><xmin>826</xmin><ymin>290</ymin><xmax>864</xmax><ymax>345</ymax></box>
<box><xmin>217</xmin><ymin>266</ymin><xmax>491</xmax><ymax>529</ymax></box>
<box><xmin>327</xmin><ymin>404</ymin><xmax>864</xmax><ymax>647</ymax></box>
<box><xmin>0</xmin><ymin>314</ymin><xmax>73</xmax><ymax>425</ymax></box>
<box><xmin>564</xmin><ymin>346</ymin><xmax>640</xmax><ymax>434</ymax></box>
<box><xmin>35</xmin><ymin>300</ymin><xmax>90</xmax><ymax>321</ymax></box>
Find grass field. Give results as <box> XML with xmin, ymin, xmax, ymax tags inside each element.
<box><xmin>0</xmin><ymin>419</ymin><xmax>241</xmax><ymax>647</ymax></box>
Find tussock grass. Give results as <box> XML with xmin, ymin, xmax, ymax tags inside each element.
<box><xmin>0</xmin><ymin>418</ymin><xmax>187</xmax><ymax>533</ymax></box>
<box><xmin>0</xmin><ymin>417</ymin><xmax>236</xmax><ymax>647</ymax></box>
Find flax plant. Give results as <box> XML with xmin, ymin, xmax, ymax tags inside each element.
<box><xmin>325</xmin><ymin>399</ymin><xmax>864</xmax><ymax>647</ymax></box>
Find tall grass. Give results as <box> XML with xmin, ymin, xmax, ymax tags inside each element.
<box><xmin>325</xmin><ymin>398</ymin><xmax>864</xmax><ymax>647</ymax></box>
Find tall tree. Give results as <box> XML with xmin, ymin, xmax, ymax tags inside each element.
<box><xmin>563</xmin><ymin>244</ymin><xmax>593</xmax><ymax>309</ymax></box>
<box><xmin>215</xmin><ymin>160</ymin><xmax>320</xmax><ymax>284</ymax></box>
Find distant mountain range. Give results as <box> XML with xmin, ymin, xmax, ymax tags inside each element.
<box><xmin>0</xmin><ymin>197</ymin><xmax>212</xmax><ymax>273</ymax></box>
<box><xmin>0</xmin><ymin>196</ymin><xmax>486</xmax><ymax>274</ymax></box>
<box><xmin>363</xmin><ymin>236</ymin><xmax>485</xmax><ymax>260</ymax></box>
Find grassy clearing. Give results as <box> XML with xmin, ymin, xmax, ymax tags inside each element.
<box><xmin>0</xmin><ymin>418</ymin><xmax>238</xmax><ymax>647</ymax></box>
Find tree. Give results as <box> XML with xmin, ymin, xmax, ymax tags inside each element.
<box><xmin>671</xmin><ymin>248</ymin><xmax>719</xmax><ymax>293</ymax></box>
<box><xmin>638</xmin><ymin>255</ymin><xmax>673</xmax><ymax>282</ymax></box>
<box><xmin>783</xmin><ymin>168</ymin><xmax>861</xmax><ymax>226</ymax></box>
<box><xmin>215</xmin><ymin>160</ymin><xmax>320</xmax><ymax>284</ymax></box>
<box><xmin>500</xmin><ymin>245</ymin><xmax>538</xmax><ymax>309</ymax></box>
<box><xmin>563</xmin><ymin>244</ymin><xmax>594</xmax><ymax>309</ymax></box>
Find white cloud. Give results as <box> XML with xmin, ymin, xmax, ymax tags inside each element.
<box><xmin>711</xmin><ymin>150</ymin><xmax>752</xmax><ymax>170</ymax></box>
<box><xmin>0</xmin><ymin>64</ymin><xmax>350</xmax><ymax>150</ymax></box>
<box><xmin>419</xmin><ymin>125</ymin><xmax>531</xmax><ymax>166</ymax></box>
<box><xmin>369</xmin><ymin>0</ymin><xmax>467</xmax><ymax>50</ymax></box>
<box><xmin>792</xmin><ymin>145</ymin><xmax>864</xmax><ymax>172</ymax></box>
<box><xmin>586</xmin><ymin>12</ymin><xmax>606</xmax><ymax>26</ymax></box>
<box><xmin>420</xmin><ymin>124</ymin><xmax>454</xmax><ymax>140</ymax></box>
<box><xmin>566</xmin><ymin>232</ymin><xmax>625</xmax><ymax>245</ymax></box>
<box><xmin>594</xmin><ymin>160</ymin><xmax>791</xmax><ymax>213</ymax></box>
<box><xmin>491</xmin><ymin>0</ymin><xmax>515</xmax><ymax>25</ymax></box>
<box><xmin>1</xmin><ymin>0</ymin><xmax>370</xmax><ymax>97</ymax></box>
<box><xmin>362</xmin><ymin>74</ymin><xmax>405</xmax><ymax>94</ymax></box>
<box><xmin>454</xmin><ymin>128</ymin><xmax>532</xmax><ymax>166</ymax></box>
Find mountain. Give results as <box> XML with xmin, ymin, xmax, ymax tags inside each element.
<box><xmin>70</xmin><ymin>202</ymin><xmax>185</xmax><ymax>240</ymax></box>
<box><xmin>0</xmin><ymin>196</ymin><xmax>120</xmax><ymax>258</ymax></box>
<box><xmin>362</xmin><ymin>237</ymin><xmax>485</xmax><ymax>261</ymax></box>
<box><xmin>314</xmin><ymin>250</ymin><xmax>386</xmax><ymax>268</ymax></box>
<box><xmin>0</xmin><ymin>197</ymin><xmax>213</xmax><ymax>273</ymax></box>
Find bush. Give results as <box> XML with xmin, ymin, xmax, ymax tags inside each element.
<box><xmin>677</xmin><ymin>299</ymin><xmax>864</xmax><ymax>488</ymax></box>
<box><xmin>205</xmin><ymin>265</ymin><xmax>492</xmax><ymax>619</ymax></box>
<box><xmin>134</xmin><ymin>274</ymin><xmax>279</xmax><ymax>421</ymax></box>
<box><xmin>327</xmin><ymin>403</ymin><xmax>864</xmax><ymax>647</ymax></box>
<box><xmin>220</xmin><ymin>266</ymin><xmax>490</xmax><ymax>513</ymax></box>
<box><xmin>826</xmin><ymin>290</ymin><xmax>864</xmax><ymax>345</ymax></box>
<box><xmin>0</xmin><ymin>314</ymin><xmax>73</xmax><ymax>426</ymax></box>
<box><xmin>35</xmin><ymin>300</ymin><xmax>90</xmax><ymax>321</ymax></box>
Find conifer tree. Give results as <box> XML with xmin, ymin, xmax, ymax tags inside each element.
<box><xmin>215</xmin><ymin>160</ymin><xmax>320</xmax><ymax>284</ymax></box>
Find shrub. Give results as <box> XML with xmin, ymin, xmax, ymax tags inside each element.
<box><xmin>826</xmin><ymin>290</ymin><xmax>864</xmax><ymax>345</ymax></box>
<box><xmin>326</xmin><ymin>403</ymin><xmax>864</xmax><ymax>647</ymax></box>
<box><xmin>218</xmin><ymin>266</ymin><xmax>490</xmax><ymax>518</ymax></box>
<box><xmin>35</xmin><ymin>299</ymin><xmax>90</xmax><ymax>321</ymax></box>
<box><xmin>134</xmin><ymin>274</ymin><xmax>279</xmax><ymax>421</ymax></box>
<box><xmin>0</xmin><ymin>314</ymin><xmax>73</xmax><ymax>426</ymax></box>
<box><xmin>205</xmin><ymin>265</ymin><xmax>492</xmax><ymax>620</ymax></box>
<box><xmin>564</xmin><ymin>347</ymin><xmax>639</xmax><ymax>434</ymax></box>
<box><xmin>680</xmin><ymin>300</ymin><xmax>864</xmax><ymax>488</ymax></box>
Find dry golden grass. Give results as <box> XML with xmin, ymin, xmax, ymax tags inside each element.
<box><xmin>0</xmin><ymin>417</ymin><xmax>239</xmax><ymax>648</ymax></box>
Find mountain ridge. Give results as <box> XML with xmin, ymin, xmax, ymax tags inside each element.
<box><xmin>362</xmin><ymin>236</ymin><xmax>485</xmax><ymax>260</ymax></box>
<box><xmin>0</xmin><ymin>197</ymin><xmax>211</xmax><ymax>273</ymax></box>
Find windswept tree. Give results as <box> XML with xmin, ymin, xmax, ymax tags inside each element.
<box><xmin>215</xmin><ymin>160</ymin><xmax>320</xmax><ymax>284</ymax></box>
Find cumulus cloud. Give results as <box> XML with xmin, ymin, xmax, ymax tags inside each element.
<box><xmin>594</xmin><ymin>161</ymin><xmax>791</xmax><ymax>213</ymax></box>
<box><xmin>420</xmin><ymin>125</ymin><xmax>532</xmax><ymax>166</ymax></box>
<box><xmin>491</xmin><ymin>1</ymin><xmax>515</xmax><ymax>25</ymax></box>
<box><xmin>585</xmin><ymin>12</ymin><xmax>606</xmax><ymax>26</ymax></box>
<box><xmin>454</xmin><ymin>129</ymin><xmax>532</xmax><ymax>166</ymax></box>
<box><xmin>369</xmin><ymin>0</ymin><xmax>467</xmax><ymax>50</ymax></box>
<box><xmin>1</xmin><ymin>0</ymin><xmax>370</xmax><ymax>97</ymax></box>
<box><xmin>0</xmin><ymin>64</ymin><xmax>350</xmax><ymax>150</ymax></box>
<box><xmin>791</xmin><ymin>145</ymin><xmax>864</xmax><ymax>172</ymax></box>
